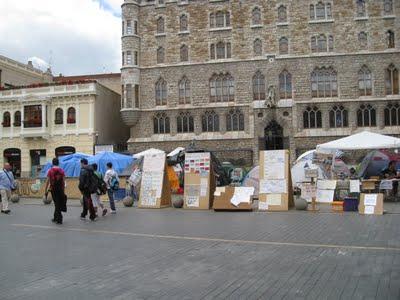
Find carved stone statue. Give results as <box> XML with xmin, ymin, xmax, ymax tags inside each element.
<box><xmin>265</xmin><ymin>85</ymin><xmax>276</xmax><ymax>108</ymax></box>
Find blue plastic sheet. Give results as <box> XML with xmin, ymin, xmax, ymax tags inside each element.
<box><xmin>40</xmin><ymin>152</ymin><xmax>134</xmax><ymax>178</ymax></box>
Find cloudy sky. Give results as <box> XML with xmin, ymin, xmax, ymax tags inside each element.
<box><xmin>0</xmin><ymin>0</ymin><xmax>122</xmax><ymax>76</ymax></box>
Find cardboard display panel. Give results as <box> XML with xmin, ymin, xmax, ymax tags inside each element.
<box><xmin>183</xmin><ymin>152</ymin><xmax>215</xmax><ymax>209</ymax></box>
<box><xmin>138</xmin><ymin>152</ymin><xmax>171</xmax><ymax>208</ymax></box>
<box><xmin>213</xmin><ymin>186</ymin><xmax>254</xmax><ymax>211</ymax></box>
<box><xmin>359</xmin><ymin>193</ymin><xmax>383</xmax><ymax>215</ymax></box>
<box><xmin>258</xmin><ymin>150</ymin><xmax>293</xmax><ymax>211</ymax></box>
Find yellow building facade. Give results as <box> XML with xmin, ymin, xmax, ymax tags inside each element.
<box><xmin>0</xmin><ymin>81</ymin><xmax>129</xmax><ymax>177</ymax></box>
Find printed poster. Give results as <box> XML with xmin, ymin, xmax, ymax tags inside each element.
<box><xmin>184</xmin><ymin>152</ymin><xmax>211</xmax><ymax>174</ymax></box>
<box><xmin>259</xmin><ymin>179</ymin><xmax>287</xmax><ymax>194</ymax></box>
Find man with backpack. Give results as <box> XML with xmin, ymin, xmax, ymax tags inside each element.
<box><xmin>44</xmin><ymin>158</ymin><xmax>66</xmax><ymax>224</ymax></box>
<box><xmin>79</xmin><ymin>158</ymin><xmax>97</xmax><ymax>221</ymax></box>
<box><xmin>91</xmin><ymin>163</ymin><xmax>107</xmax><ymax>217</ymax></box>
<box><xmin>0</xmin><ymin>163</ymin><xmax>16</xmax><ymax>214</ymax></box>
<box><xmin>104</xmin><ymin>162</ymin><xmax>119</xmax><ymax>214</ymax></box>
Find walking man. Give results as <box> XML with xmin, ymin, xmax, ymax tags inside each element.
<box><xmin>0</xmin><ymin>163</ymin><xmax>16</xmax><ymax>214</ymax></box>
<box><xmin>104</xmin><ymin>162</ymin><xmax>119</xmax><ymax>214</ymax></box>
<box><xmin>91</xmin><ymin>163</ymin><xmax>107</xmax><ymax>217</ymax></box>
<box><xmin>44</xmin><ymin>158</ymin><xmax>66</xmax><ymax>224</ymax></box>
<box><xmin>79</xmin><ymin>158</ymin><xmax>97</xmax><ymax>221</ymax></box>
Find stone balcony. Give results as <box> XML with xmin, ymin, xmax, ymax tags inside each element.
<box><xmin>120</xmin><ymin>108</ymin><xmax>140</xmax><ymax>126</ymax></box>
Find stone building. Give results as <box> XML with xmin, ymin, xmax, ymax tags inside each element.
<box><xmin>0</xmin><ymin>55</ymin><xmax>52</xmax><ymax>88</ymax></box>
<box><xmin>120</xmin><ymin>0</ymin><xmax>400</xmax><ymax>165</ymax></box>
<box><xmin>0</xmin><ymin>81</ymin><xmax>129</xmax><ymax>177</ymax></box>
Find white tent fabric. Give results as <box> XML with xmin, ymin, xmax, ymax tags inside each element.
<box><xmin>167</xmin><ymin>147</ymin><xmax>185</xmax><ymax>157</ymax></box>
<box><xmin>316</xmin><ymin>131</ymin><xmax>400</xmax><ymax>151</ymax></box>
<box><xmin>133</xmin><ymin>148</ymin><xmax>165</xmax><ymax>158</ymax></box>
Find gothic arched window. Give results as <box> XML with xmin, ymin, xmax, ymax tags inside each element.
<box><xmin>252</xmin><ymin>71</ymin><xmax>265</xmax><ymax>101</ymax></box>
<box><xmin>329</xmin><ymin>105</ymin><xmax>348</xmax><ymax>128</ymax></box>
<box><xmin>155</xmin><ymin>78</ymin><xmax>167</xmax><ymax>106</ymax></box>
<box><xmin>303</xmin><ymin>106</ymin><xmax>322</xmax><ymax>128</ymax></box>
<box><xmin>279</xmin><ymin>70</ymin><xmax>292</xmax><ymax>99</ymax></box>
<box><xmin>384</xmin><ymin>103</ymin><xmax>400</xmax><ymax>126</ymax></box>
<box><xmin>153</xmin><ymin>113</ymin><xmax>170</xmax><ymax>134</ymax></box>
<box><xmin>178</xmin><ymin>77</ymin><xmax>191</xmax><ymax>104</ymax></box>
<box><xmin>202</xmin><ymin>111</ymin><xmax>219</xmax><ymax>132</ymax></box>
<box><xmin>358</xmin><ymin>66</ymin><xmax>372</xmax><ymax>96</ymax></box>
<box><xmin>226</xmin><ymin>109</ymin><xmax>244</xmax><ymax>131</ymax></box>
<box><xmin>357</xmin><ymin>104</ymin><xmax>376</xmax><ymax>127</ymax></box>
<box><xmin>177</xmin><ymin>112</ymin><xmax>194</xmax><ymax>133</ymax></box>
<box><xmin>311</xmin><ymin>67</ymin><xmax>338</xmax><ymax>98</ymax></box>
<box><xmin>55</xmin><ymin>108</ymin><xmax>63</xmax><ymax>125</ymax></box>
<box><xmin>386</xmin><ymin>64</ymin><xmax>399</xmax><ymax>95</ymax></box>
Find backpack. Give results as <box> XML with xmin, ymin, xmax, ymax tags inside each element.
<box><xmin>110</xmin><ymin>175</ymin><xmax>119</xmax><ymax>191</ymax></box>
<box><xmin>86</xmin><ymin>169</ymin><xmax>99</xmax><ymax>194</ymax></box>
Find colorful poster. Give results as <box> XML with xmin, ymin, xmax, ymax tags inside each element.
<box><xmin>184</xmin><ymin>153</ymin><xmax>211</xmax><ymax>174</ymax></box>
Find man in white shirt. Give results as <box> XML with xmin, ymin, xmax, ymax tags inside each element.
<box><xmin>0</xmin><ymin>163</ymin><xmax>16</xmax><ymax>214</ymax></box>
<box><xmin>104</xmin><ymin>162</ymin><xmax>119</xmax><ymax>214</ymax></box>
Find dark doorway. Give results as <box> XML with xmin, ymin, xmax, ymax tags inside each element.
<box><xmin>55</xmin><ymin>146</ymin><xmax>76</xmax><ymax>157</ymax></box>
<box><xmin>30</xmin><ymin>149</ymin><xmax>46</xmax><ymax>178</ymax></box>
<box><xmin>264</xmin><ymin>120</ymin><xmax>284</xmax><ymax>150</ymax></box>
<box><xmin>3</xmin><ymin>148</ymin><xmax>21</xmax><ymax>178</ymax></box>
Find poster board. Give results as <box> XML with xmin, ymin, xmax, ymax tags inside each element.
<box><xmin>213</xmin><ymin>186</ymin><xmax>253</xmax><ymax>211</ymax></box>
<box><xmin>138</xmin><ymin>152</ymin><xmax>171</xmax><ymax>208</ymax></box>
<box><xmin>183</xmin><ymin>152</ymin><xmax>215</xmax><ymax>209</ymax></box>
<box><xmin>258</xmin><ymin>150</ymin><xmax>293</xmax><ymax>211</ymax></box>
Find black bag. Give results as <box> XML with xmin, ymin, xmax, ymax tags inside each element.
<box><xmin>61</xmin><ymin>193</ymin><xmax>67</xmax><ymax>212</ymax></box>
<box><xmin>86</xmin><ymin>169</ymin><xmax>99</xmax><ymax>194</ymax></box>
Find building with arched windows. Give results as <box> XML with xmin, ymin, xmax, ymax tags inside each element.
<box><xmin>0</xmin><ymin>81</ymin><xmax>128</xmax><ymax>177</ymax></box>
<box><xmin>121</xmin><ymin>0</ymin><xmax>400</xmax><ymax>165</ymax></box>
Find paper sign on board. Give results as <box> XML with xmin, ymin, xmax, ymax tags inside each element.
<box><xmin>186</xmin><ymin>196</ymin><xmax>199</xmax><ymax>207</ymax></box>
<box><xmin>259</xmin><ymin>179</ymin><xmax>287</xmax><ymax>194</ymax></box>
<box><xmin>317</xmin><ymin>180</ymin><xmax>337</xmax><ymax>190</ymax></box>
<box><xmin>316</xmin><ymin>189</ymin><xmax>334</xmax><ymax>203</ymax></box>
<box><xmin>349</xmin><ymin>180</ymin><xmax>360</xmax><ymax>193</ymax></box>
<box><xmin>200</xmin><ymin>178</ymin><xmax>208</xmax><ymax>197</ymax></box>
<box><xmin>364</xmin><ymin>194</ymin><xmax>377</xmax><ymax>206</ymax></box>
<box><xmin>266</xmin><ymin>194</ymin><xmax>282</xmax><ymax>206</ymax></box>
<box><xmin>364</xmin><ymin>205</ymin><xmax>375</xmax><ymax>214</ymax></box>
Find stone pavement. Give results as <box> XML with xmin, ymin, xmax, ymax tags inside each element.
<box><xmin>0</xmin><ymin>200</ymin><xmax>399</xmax><ymax>299</ymax></box>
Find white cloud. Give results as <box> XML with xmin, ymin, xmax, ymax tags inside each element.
<box><xmin>104</xmin><ymin>0</ymin><xmax>123</xmax><ymax>14</ymax></box>
<box><xmin>0</xmin><ymin>0</ymin><xmax>121</xmax><ymax>75</ymax></box>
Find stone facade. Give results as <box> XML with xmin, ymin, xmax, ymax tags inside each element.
<box><xmin>0</xmin><ymin>82</ymin><xmax>129</xmax><ymax>177</ymax></box>
<box><xmin>121</xmin><ymin>0</ymin><xmax>400</xmax><ymax>165</ymax></box>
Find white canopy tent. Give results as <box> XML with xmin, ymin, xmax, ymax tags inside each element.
<box><xmin>316</xmin><ymin>131</ymin><xmax>400</xmax><ymax>152</ymax></box>
<box><xmin>133</xmin><ymin>148</ymin><xmax>165</xmax><ymax>158</ymax></box>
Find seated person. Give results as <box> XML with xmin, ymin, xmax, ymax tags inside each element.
<box><xmin>349</xmin><ymin>167</ymin><xmax>358</xmax><ymax>179</ymax></box>
<box><xmin>381</xmin><ymin>161</ymin><xmax>399</xmax><ymax>196</ymax></box>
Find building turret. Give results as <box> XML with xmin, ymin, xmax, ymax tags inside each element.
<box><xmin>120</xmin><ymin>0</ymin><xmax>141</xmax><ymax>126</ymax></box>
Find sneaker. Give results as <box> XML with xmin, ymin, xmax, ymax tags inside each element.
<box><xmin>1</xmin><ymin>210</ymin><xmax>10</xmax><ymax>214</ymax></box>
<box><xmin>80</xmin><ymin>216</ymin><xmax>86</xmax><ymax>220</ymax></box>
<box><xmin>90</xmin><ymin>216</ymin><xmax>97</xmax><ymax>222</ymax></box>
<box><xmin>102</xmin><ymin>208</ymin><xmax>107</xmax><ymax>216</ymax></box>
<box><xmin>110</xmin><ymin>210</ymin><xmax>116</xmax><ymax>214</ymax></box>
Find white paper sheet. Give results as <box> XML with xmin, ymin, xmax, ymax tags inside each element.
<box><xmin>364</xmin><ymin>205</ymin><xmax>375</xmax><ymax>214</ymax></box>
<box><xmin>186</xmin><ymin>184</ymin><xmax>200</xmax><ymax>197</ymax></box>
<box><xmin>316</xmin><ymin>189</ymin><xmax>334</xmax><ymax>203</ymax></box>
<box><xmin>379</xmin><ymin>180</ymin><xmax>393</xmax><ymax>190</ymax></box>
<box><xmin>214</xmin><ymin>186</ymin><xmax>225</xmax><ymax>196</ymax></box>
<box><xmin>140</xmin><ymin>171</ymin><xmax>163</xmax><ymax>206</ymax></box>
<box><xmin>230</xmin><ymin>187</ymin><xmax>255</xmax><ymax>206</ymax></box>
<box><xmin>266</xmin><ymin>194</ymin><xmax>282</xmax><ymax>206</ymax></box>
<box><xmin>143</xmin><ymin>153</ymin><xmax>165</xmax><ymax>172</ymax></box>
<box><xmin>258</xmin><ymin>201</ymin><xmax>268</xmax><ymax>211</ymax></box>
<box><xmin>259</xmin><ymin>179</ymin><xmax>287</xmax><ymax>194</ymax></box>
<box><xmin>317</xmin><ymin>180</ymin><xmax>337</xmax><ymax>190</ymax></box>
<box><xmin>301</xmin><ymin>183</ymin><xmax>317</xmax><ymax>200</ymax></box>
<box><xmin>263</xmin><ymin>150</ymin><xmax>285</xmax><ymax>179</ymax></box>
<box><xmin>186</xmin><ymin>196</ymin><xmax>199</xmax><ymax>207</ymax></box>
<box><xmin>200</xmin><ymin>178</ymin><xmax>208</xmax><ymax>197</ymax></box>
<box><xmin>364</xmin><ymin>194</ymin><xmax>377</xmax><ymax>206</ymax></box>
<box><xmin>349</xmin><ymin>180</ymin><xmax>360</xmax><ymax>193</ymax></box>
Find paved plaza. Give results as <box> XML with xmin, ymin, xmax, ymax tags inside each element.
<box><xmin>0</xmin><ymin>200</ymin><xmax>399</xmax><ymax>299</ymax></box>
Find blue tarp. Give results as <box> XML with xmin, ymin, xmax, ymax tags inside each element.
<box><xmin>39</xmin><ymin>152</ymin><xmax>134</xmax><ymax>178</ymax></box>
<box><xmin>40</xmin><ymin>153</ymin><xmax>91</xmax><ymax>178</ymax></box>
<box><xmin>88</xmin><ymin>152</ymin><xmax>134</xmax><ymax>175</ymax></box>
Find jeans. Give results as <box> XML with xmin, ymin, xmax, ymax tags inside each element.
<box><xmin>51</xmin><ymin>190</ymin><xmax>63</xmax><ymax>223</ymax></box>
<box><xmin>107</xmin><ymin>189</ymin><xmax>116</xmax><ymax>211</ymax></box>
<box><xmin>81</xmin><ymin>193</ymin><xmax>96</xmax><ymax>220</ymax></box>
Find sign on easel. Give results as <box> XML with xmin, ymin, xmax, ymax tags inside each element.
<box><xmin>138</xmin><ymin>152</ymin><xmax>171</xmax><ymax>208</ymax></box>
<box><xmin>258</xmin><ymin>150</ymin><xmax>293</xmax><ymax>211</ymax></box>
<box><xmin>183</xmin><ymin>152</ymin><xmax>215</xmax><ymax>209</ymax></box>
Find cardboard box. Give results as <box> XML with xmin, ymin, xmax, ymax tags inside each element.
<box><xmin>213</xmin><ymin>186</ymin><xmax>253</xmax><ymax>211</ymax></box>
<box><xmin>358</xmin><ymin>193</ymin><xmax>383</xmax><ymax>215</ymax></box>
<box><xmin>331</xmin><ymin>201</ymin><xmax>344</xmax><ymax>212</ymax></box>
